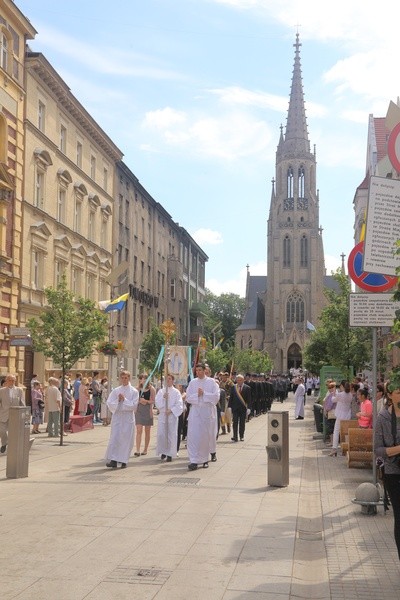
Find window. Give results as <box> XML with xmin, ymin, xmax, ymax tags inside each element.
<box><xmin>133</xmin><ymin>256</ymin><xmax>137</xmax><ymax>282</ymax></box>
<box><xmin>132</xmin><ymin>304</ymin><xmax>137</xmax><ymax>330</ymax></box>
<box><xmin>140</xmin><ymin>261</ymin><xmax>144</xmax><ymax>286</ymax></box>
<box><xmin>88</xmin><ymin>210</ymin><xmax>95</xmax><ymax>242</ymax></box>
<box><xmin>72</xmin><ymin>267</ymin><xmax>82</xmax><ymax>296</ymax></box>
<box><xmin>157</xmin><ymin>270</ymin><xmax>161</xmax><ymax>294</ymax></box>
<box><xmin>87</xmin><ymin>273</ymin><xmax>96</xmax><ymax>300</ymax></box>
<box><xmin>140</xmin><ymin>305</ymin><xmax>144</xmax><ymax>333</ymax></box>
<box><xmin>57</xmin><ymin>188</ymin><xmax>66</xmax><ymax>223</ymax></box>
<box><xmin>76</xmin><ymin>141</ymin><xmax>82</xmax><ymax>168</ymax></box>
<box><xmin>147</xmin><ymin>265</ymin><xmax>151</xmax><ymax>289</ymax></box>
<box><xmin>103</xmin><ymin>167</ymin><xmax>108</xmax><ymax>192</ymax></box>
<box><xmin>283</xmin><ymin>236</ymin><xmax>291</xmax><ymax>268</ymax></box>
<box><xmin>300</xmin><ymin>235</ymin><xmax>308</xmax><ymax>268</ymax></box>
<box><xmin>38</xmin><ymin>101</ymin><xmax>45</xmax><ymax>132</ymax></box>
<box><xmin>90</xmin><ymin>155</ymin><xmax>96</xmax><ymax>180</ymax></box>
<box><xmin>287</xmin><ymin>167</ymin><xmax>294</xmax><ymax>199</ymax></box>
<box><xmin>101</xmin><ymin>218</ymin><xmax>107</xmax><ymax>247</ymax></box>
<box><xmin>161</xmin><ymin>273</ymin><xmax>165</xmax><ymax>297</ymax></box>
<box><xmin>60</xmin><ymin>125</ymin><xmax>66</xmax><ymax>153</ymax></box>
<box><xmin>34</xmin><ymin>170</ymin><xmax>45</xmax><ymax>208</ymax></box>
<box><xmin>74</xmin><ymin>199</ymin><xmax>82</xmax><ymax>233</ymax></box>
<box><xmin>298</xmin><ymin>166</ymin><xmax>305</xmax><ymax>198</ymax></box>
<box><xmin>170</xmin><ymin>278</ymin><xmax>176</xmax><ymax>300</ymax></box>
<box><xmin>0</xmin><ymin>32</ymin><xmax>8</xmax><ymax>71</ymax></box>
<box><xmin>55</xmin><ymin>260</ymin><xmax>65</xmax><ymax>286</ymax></box>
<box><xmin>32</xmin><ymin>250</ymin><xmax>44</xmax><ymax>289</ymax></box>
<box><xmin>286</xmin><ymin>292</ymin><xmax>304</xmax><ymax>324</ymax></box>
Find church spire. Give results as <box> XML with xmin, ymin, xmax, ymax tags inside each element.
<box><xmin>284</xmin><ymin>33</ymin><xmax>310</xmax><ymax>154</ymax></box>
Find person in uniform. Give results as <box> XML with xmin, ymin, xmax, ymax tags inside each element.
<box><xmin>105</xmin><ymin>371</ymin><xmax>139</xmax><ymax>469</ymax></box>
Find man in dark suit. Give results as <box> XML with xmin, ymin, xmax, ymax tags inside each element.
<box><xmin>229</xmin><ymin>374</ymin><xmax>252</xmax><ymax>442</ymax></box>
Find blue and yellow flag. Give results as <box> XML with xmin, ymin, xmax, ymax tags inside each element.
<box><xmin>104</xmin><ymin>293</ymin><xmax>129</xmax><ymax>313</ymax></box>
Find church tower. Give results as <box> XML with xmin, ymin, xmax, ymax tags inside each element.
<box><xmin>264</xmin><ymin>34</ymin><xmax>326</xmax><ymax>371</ymax></box>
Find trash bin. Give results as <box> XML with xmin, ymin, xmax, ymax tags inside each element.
<box><xmin>6</xmin><ymin>406</ymin><xmax>32</xmax><ymax>479</ymax></box>
<box><xmin>313</xmin><ymin>403</ymin><xmax>323</xmax><ymax>433</ymax></box>
<box><xmin>266</xmin><ymin>411</ymin><xmax>289</xmax><ymax>487</ymax></box>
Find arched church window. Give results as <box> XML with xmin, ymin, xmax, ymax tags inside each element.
<box><xmin>248</xmin><ymin>336</ymin><xmax>252</xmax><ymax>349</ymax></box>
<box><xmin>298</xmin><ymin>166</ymin><xmax>305</xmax><ymax>198</ymax></box>
<box><xmin>300</xmin><ymin>235</ymin><xmax>308</xmax><ymax>267</ymax></box>
<box><xmin>283</xmin><ymin>235</ymin><xmax>291</xmax><ymax>268</ymax></box>
<box><xmin>286</xmin><ymin>292</ymin><xmax>304</xmax><ymax>323</ymax></box>
<box><xmin>287</xmin><ymin>167</ymin><xmax>294</xmax><ymax>199</ymax></box>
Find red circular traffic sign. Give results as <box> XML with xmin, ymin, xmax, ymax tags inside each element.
<box><xmin>347</xmin><ymin>242</ymin><xmax>398</xmax><ymax>292</ymax></box>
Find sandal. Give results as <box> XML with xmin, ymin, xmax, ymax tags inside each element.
<box><xmin>134</xmin><ymin>452</ymin><xmax>140</xmax><ymax>457</ymax></box>
<box><xmin>141</xmin><ymin>451</ymin><xmax>147</xmax><ymax>455</ymax></box>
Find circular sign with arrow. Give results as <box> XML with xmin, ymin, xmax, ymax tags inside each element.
<box><xmin>347</xmin><ymin>241</ymin><xmax>398</xmax><ymax>292</ymax></box>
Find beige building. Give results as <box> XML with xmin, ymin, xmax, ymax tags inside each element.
<box><xmin>0</xmin><ymin>0</ymin><xmax>35</xmax><ymax>379</ymax></box>
<box><xmin>114</xmin><ymin>161</ymin><xmax>208</xmax><ymax>376</ymax></box>
<box><xmin>21</xmin><ymin>50</ymin><xmax>123</xmax><ymax>383</ymax></box>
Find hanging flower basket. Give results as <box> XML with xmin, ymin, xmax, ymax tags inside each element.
<box><xmin>98</xmin><ymin>341</ymin><xmax>118</xmax><ymax>356</ymax></box>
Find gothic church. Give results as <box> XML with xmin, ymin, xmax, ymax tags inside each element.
<box><xmin>236</xmin><ymin>34</ymin><xmax>338</xmax><ymax>372</ymax></box>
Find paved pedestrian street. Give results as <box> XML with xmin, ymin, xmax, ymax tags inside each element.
<box><xmin>0</xmin><ymin>393</ymin><xmax>398</xmax><ymax>599</ymax></box>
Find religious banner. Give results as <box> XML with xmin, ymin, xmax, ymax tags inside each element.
<box><xmin>168</xmin><ymin>346</ymin><xmax>190</xmax><ymax>385</ymax></box>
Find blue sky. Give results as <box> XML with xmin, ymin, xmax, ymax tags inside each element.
<box><xmin>16</xmin><ymin>0</ymin><xmax>400</xmax><ymax>295</ymax></box>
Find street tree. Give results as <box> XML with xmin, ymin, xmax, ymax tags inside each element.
<box><xmin>28</xmin><ymin>274</ymin><xmax>108</xmax><ymax>445</ymax></box>
<box><xmin>204</xmin><ymin>289</ymin><xmax>245</xmax><ymax>349</ymax></box>
<box><xmin>139</xmin><ymin>321</ymin><xmax>168</xmax><ymax>374</ymax></box>
<box><xmin>303</xmin><ymin>270</ymin><xmax>371</xmax><ymax>377</ymax></box>
<box><xmin>232</xmin><ymin>348</ymin><xmax>273</xmax><ymax>375</ymax></box>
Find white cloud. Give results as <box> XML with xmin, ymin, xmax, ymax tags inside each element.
<box><xmin>325</xmin><ymin>254</ymin><xmax>342</xmax><ymax>275</ymax></box>
<box><xmin>32</xmin><ymin>24</ymin><xmax>182</xmax><ymax>80</ymax></box>
<box><xmin>206</xmin><ymin>260</ymin><xmax>267</xmax><ymax>296</ymax></box>
<box><xmin>191</xmin><ymin>228</ymin><xmax>223</xmax><ymax>245</ymax></box>
<box><xmin>142</xmin><ymin>107</ymin><xmax>271</xmax><ymax>160</ymax></box>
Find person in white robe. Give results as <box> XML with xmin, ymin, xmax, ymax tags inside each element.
<box><xmin>105</xmin><ymin>371</ymin><xmax>139</xmax><ymax>468</ymax></box>
<box><xmin>294</xmin><ymin>377</ymin><xmax>305</xmax><ymax>419</ymax></box>
<box><xmin>185</xmin><ymin>363</ymin><xmax>220</xmax><ymax>470</ymax></box>
<box><xmin>155</xmin><ymin>374</ymin><xmax>183</xmax><ymax>461</ymax></box>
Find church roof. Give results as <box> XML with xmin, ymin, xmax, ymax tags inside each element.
<box><xmin>237</xmin><ymin>276</ymin><xmax>267</xmax><ymax>331</ymax></box>
<box><xmin>284</xmin><ymin>33</ymin><xmax>310</xmax><ymax>155</ymax></box>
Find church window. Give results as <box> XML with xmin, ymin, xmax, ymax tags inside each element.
<box><xmin>298</xmin><ymin>166</ymin><xmax>305</xmax><ymax>198</ymax></box>
<box><xmin>248</xmin><ymin>336</ymin><xmax>252</xmax><ymax>349</ymax></box>
<box><xmin>300</xmin><ymin>235</ymin><xmax>308</xmax><ymax>267</ymax></box>
<box><xmin>286</xmin><ymin>292</ymin><xmax>304</xmax><ymax>324</ymax></box>
<box><xmin>283</xmin><ymin>236</ymin><xmax>291</xmax><ymax>267</ymax></box>
<box><xmin>287</xmin><ymin>167</ymin><xmax>294</xmax><ymax>198</ymax></box>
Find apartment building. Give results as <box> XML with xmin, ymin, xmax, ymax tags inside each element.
<box><xmin>115</xmin><ymin>162</ymin><xmax>208</xmax><ymax>374</ymax></box>
<box><xmin>20</xmin><ymin>50</ymin><xmax>123</xmax><ymax>383</ymax></box>
<box><xmin>0</xmin><ymin>0</ymin><xmax>35</xmax><ymax>378</ymax></box>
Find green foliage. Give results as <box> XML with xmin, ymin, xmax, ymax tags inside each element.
<box><xmin>139</xmin><ymin>321</ymin><xmax>165</xmax><ymax>373</ymax></box>
<box><xmin>302</xmin><ymin>270</ymin><xmax>371</xmax><ymax>377</ymax></box>
<box><xmin>232</xmin><ymin>349</ymin><xmax>273</xmax><ymax>375</ymax></box>
<box><xmin>28</xmin><ymin>274</ymin><xmax>108</xmax><ymax>371</ymax></box>
<box><xmin>204</xmin><ymin>289</ymin><xmax>245</xmax><ymax>350</ymax></box>
<box><xmin>203</xmin><ymin>347</ymin><xmax>229</xmax><ymax>376</ymax></box>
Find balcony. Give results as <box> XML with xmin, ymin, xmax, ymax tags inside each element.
<box><xmin>189</xmin><ymin>301</ymin><xmax>207</xmax><ymax>318</ymax></box>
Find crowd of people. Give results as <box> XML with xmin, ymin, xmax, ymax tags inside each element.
<box><xmin>1</xmin><ymin>365</ymin><xmax>399</xmax><ymax>561</ymax></box>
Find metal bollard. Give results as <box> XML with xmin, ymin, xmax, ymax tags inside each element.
<box><xmin>6</xmin><ymin>406</ymin><xmax>32</xmax><ymax>479</ymax></box>
<box><xmin>266</xmin><ymin>411</ymin><xmax>289</xmax><ymax>487</ymax></box>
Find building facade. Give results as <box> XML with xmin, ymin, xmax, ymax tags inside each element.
<box><xmin>0</xmin><ymin>0</ymin><xmax>35</xmax><ymax>379</ymax></box>
<box><xmin>114</xmin><ymin>162</ymin><xmax>208</xmax><ymax>376</ymax></box>
<box><xmin>21</xmin><ymin>50</ymin><xmax>123</xmax><ymax>383</ymax></box>
<box><xmin>236</xmin><ymin>35</ymin><xmax>337</xmax><ymax>373</ymax></box>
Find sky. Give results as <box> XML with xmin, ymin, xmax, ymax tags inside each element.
<box><xmin>15</xmin><ymin>0</ymin><xmax>400</xmax><ymax>296</ymax></box>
